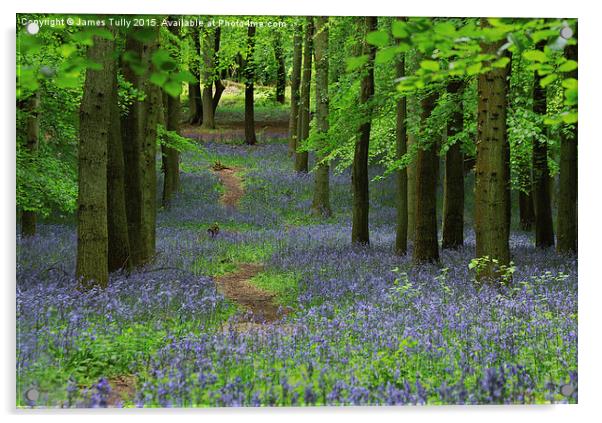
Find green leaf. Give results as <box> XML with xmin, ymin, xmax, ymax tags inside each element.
<box><xmin>366</xmin><ymin>31</ymin><xmax>389</xmax><ymax>47</ymax></box>
<box><xmin>420</xmin><ymin>60</ymin><xmax>440</xmax><ymax>72</ymax></box>
<box><xmin>434</xmin><ymin>22</ymin><xmax>456</xmax><ymax>37</ymax></box>
<box><xmin>523</xmin><ymin>49</ymin><xmax>548</xmax><ymax>62</ymax></box>
<box><xmin>163</xmin><ymin>80</ymin><xmax>182</xmax><ymax>97</ymax></box>
<box><xmin>562</xmin><ymin>78</ymin><xmax>578</xmax><ymax>90</ymax></box>
<box><xmin>171</xmin><ymin>70</ymin><xmax>197</xmax><ymax>83</ymax></box>
<box><xmin>149</xmin><ymin>72</ymin><xmax>168</xmax><ymax>87</ymax></box>
<box><xmin>540</xmin><ymin>73</ymin><xmax>557</xmax><ymax>88</ymax></box>
<box><xmin>558</xmin><ymin>60</ymin><xmax>578</xmax><ymax>73</ymax></box>
<box><xmin>151</xmin><ymin>49</ymin><xmax>176</xmax><ymax>72</ymax></box>
<box><xmin>466</xmin><ymin>62</ymin><xmax>482</xmax><ymax>75</ymax></box>
<box><xmin>562</xmin><ymin>111</ymin><xmax>578</xmax><ymax>124</ymax></box>
<box><xmin>491</xmin><ymin>57</ymin><xmax>510</xmax><ymax>68</ymax></box>
<box><xmin>391</xmin><ymin>20</ymin><xmax>409</xmax><ymax>38</ymax></box>
<box><xmin>131</xmin><ymin>28</ymin><xmax>157</xmax><ymax>43</ymax></box>
<box><xmin>346</xmin><ymin>55</ymin><xmax>368</xmax><ymax>72</ymax></box>
<box><xmin>375</xmin><ymin>46</ymin><xmax>399</xmax><ymax>64</ymax></box>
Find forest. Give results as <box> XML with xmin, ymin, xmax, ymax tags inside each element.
<box><xmin>16</xmin><ymin>14</ymin><xmax>577</xmax><ymax>407</ymax></box>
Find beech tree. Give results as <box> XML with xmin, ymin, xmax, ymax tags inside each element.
<box><xmin>288</xmin><ymin>28</ymin><xmax>302</xmax><ymax>158</ymax></box>
<box><xmin>311</xmin><ymin>16</ymin><xmax>332</xmax><ymax>217</ymax></box>
<box><xmin>442</xmin><ymin>79</ymin><xmax>466</xmax><ymax>250</ymax></box>
<box><xmin>76</xmin><ymin>35</ymin><xmax>114</xmax><ymax>287</ymax></box>
<box><xmin>474</xmin><ymin>19</ymin><xmax>511</xmax><ymax>278</ymax></box>
<box><xmin>394</xmin><ymin>35</ymin><xmax>408</xmax><ymax>255</ymax></box>
<box><xmin>274</xmin><ymin>30</ymin><xmax>286</xmax><ymax>104</ymax></box>
<box><xmin>295</xmin><ymin>17</ymin><xmax>314</xmax><ymax>173</ymax></box>
<box><xmin>201</xmin><ymin>27</ymin><xmax>216</xmax><ymax>129</ymax></box>
<box><xmin>20</xmin><ymin>92</ymin><xmax>39</xmax><ymax>237</ymax></box>
<box><xmin>244</xmin><ymin>25</ymin><xmax>257</xmax><ymax>145</ymax></box>
<box><xmin>351</xmin><ymin>16</ymin><xmax>377</xmax><ymax>245</ymax></box>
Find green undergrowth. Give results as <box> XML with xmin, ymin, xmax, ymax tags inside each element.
<box><xmin>193</xmin><ymin>238</ymin><xmax>276</xmax><ymax>277</ymax></box>
<box><xmin>249</xmin><ymin>270</ymin><xmax>301</xmax><ymax>308</ymax></box>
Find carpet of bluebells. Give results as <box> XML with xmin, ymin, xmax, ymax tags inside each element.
<box><xmin>16</xmin><ymin>139</ymin><xmax>577</xmax><ymax>407</ymax></box>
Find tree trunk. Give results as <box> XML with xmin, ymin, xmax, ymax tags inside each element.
<box><xmin>311</xmin><ymin>16</ymin><xmax>332</xmax><ymax>217</ymax></box>
<box><xmin>519</xmin><ymin>190</ymin><xmax>535</xmax><ymax>231</ymax></box>
<box><xmin>244</xmin><ymin>25</ymin><xmax>257</xmax><ymax>145</ymax></box>
<box><xmin>351</xmin><ymin>16</ymin><xmax>377</xmax><ymax>245</ymax></box>
<box><xmin>407</xmin><ymin>132</ymin><xmax>417</xmax><ymax>244</ymax></box>
<box><xmin>201</xmin><ymin>28</ymin><xmax>216</xmax><ymax>129</ymax></box>
<box><xmin>274</xmin><ymin>31</ymin><xmax>286</xmax><ymax>104</ymax></box>
<box><xmin>162</xmin><ymin>23</ymin><xmax>181</xmax><ymax>209</ymax></box>
<box><xmin>188</xmin><ymin>27</ymin><xmax>202</xmax><ymax>125</ymax></box>
<box><xmin>413</xmin><ymin>91</ymin><xmax>440</xmax><ymax>264</ymax></box>
<box><xmin>557</xmin><ymin>35</ymin><xmax>578</xmax><ymax>253</ymax></box>
<box><xmin>77</xmin><ymin>35</ymin><xmax>114</xmax><ymax>288</ymax></box>
<box><xmin>394</xmin><ymin>38</ymin><xmax>408</xmax><ymax>255</ymax></box>
<box><xmin>21</xmin><ymin>92</ymin><xmax>39</xmax><ymax>237</ymax></box>
<box><xmin>474</xmin><ymin>20</ymin><xmax>511</xmax><ymax>280</ymax></box>
<box><xmin>107</xmin><ymin>60</ymin><xmax>131</xmax><ymax>273</ymax></box>
<box><xmin>442</xmin><ymin>79</ymin><xmax>465</xmax><ymax>250</ymax></box>
<box><xmin>288</xmin><ymin>28</ymin><xmax>302</xmax><ymax>158</ymax></box>
<box><xmin>532</xmin><ymin>42</ymin><xmax>555</xmax><ymax>248</ymax></box>
<box><xmin>212</xmin><ymin>26</ymin><xmax>225</xmax><ymax>115</ymax></box>
<box><xmin>295</xmin><ymin>17</ymin><xmax>314</xmax><ymax>173</ymax></box>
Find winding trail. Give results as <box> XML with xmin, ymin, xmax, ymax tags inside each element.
<box><xmin>212</xmin><ymin>166</ymin><xmax>288</xmax><ymax>324</ymax></box>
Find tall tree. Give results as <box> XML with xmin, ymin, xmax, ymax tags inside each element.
<box><xmin>412</xmin><ymin>89</ymin><xmax>440</xmax><ymax>264</ymax></box>
<box><xmin>77</xmin><ymin>35</ymin><xmax>114</xmax><ymax>288</ymax></box>
<box><xmin>162</xmin><ymin>22</ymin><xmax>182</xmax><ymax>209</ymax></box>
<box><xmin>295</xmin><ymin>17</ymin><xmax>314</xmax><ymax>173</ymax></box>
<box><xmin>442</xmin><ymin>79</ymin><xmax>466</xmax><ymax>250</ymax></box>
<box><xmin>244</xmin><ymin>25</ymin><xmax>257</xmax><ymax>145</ymax></box>
<box><xmin>474</xmin><ymin>19</ymin><xmax>511</xmax><ymax>278</ymax></box>
<box><xmin>532</xmin><ymin>41</ymin><xmax>555</xmax><ymax>248</ymax></box>
<box><xmin>121</xmin><ymin>29</ymin><xmax>159</xmax><ymax>267</ymax></box>
<box><xmin>20</xmin><ymin>92</ymin><xmax>39</xmax><ymax>237</ymax></box>
<box><xmin>201</xmin><ymin>27</ymin><xmax>216</xmax><ymax>129</ymax></box>
<box><xmin>557</xmin><ymin>32</ymin><xmax>578</xmax><ymax>253</ymax></box>
<box><xmin>107</xmin><ymin>58</ymin><xmax>130</xmax><ymax>273</ymax></box>
<box><xmin>274</xmin><ymin>30</ymin><xmax>286</xmax><ymax>104</ymax></box>
<box><xmin>394</xmin><ymin>33</ymin><xmax>408</xmax><ymax>255</ymax></box>
<box><xmin>212</xmin><ymin>27</ymin><xmax>226</xmax><ymax>114</ymax></box>
<box><xmin>519</xmin><ymin>184</ymin><xmax>535</xmax><ymax>231</ymax></box>
<box><xmin>351</xmin><ymin>16</ymin><xmax>377</xmax><ymax>245</ymax></box>
<box><xmin>311</xmin><ymin>16</ymin><xmax>332</xmax><ymax>217</ymax></box>
<box><xmin>188</xmin><ymin>27</ymin><xmax>202</xmax><ymax>125</ymax></box>
<box><xmin>288</xmin><ymin>28</ymin><xmax>302</xmax><ymax>158</ymax></box>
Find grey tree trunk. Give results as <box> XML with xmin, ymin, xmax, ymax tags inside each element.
<box><xmin>201</xmin><ymin>28</ymin><xmax>216</xmax><ymax>129</ymax></box>
<box><xmin>311</xmin><ymin>16</ymin><xmax>332</xmax><ymax>217</ymax></box>
<box><xmin>532</xmin><ymin>41</ymin><xmax>555</xmax><ymax>248</ymax></box>
<box><xmin>288</xmin><ymin>27</ymin><xmax>302</xmax><ymax>158</ymax></box>
<box><xmin>295</xmin><ymin>17</ymin><xmax>314</xmax><ymax>173</ymax></box>
<box><xmin>394</xmin><ymin>38</ymin><xmax>408</xmax><ymax>255</ymax></box>
<box><xmin>557</xmin><ymin>34</ymin><xmax>578</xmax><ymax>253</ymax></box>
<box><xmin>274</xmin><ymin>31</ymin><xmax>286</xmax><ymax>104</ymax></box>
<box><xmin>107</xmin><ymin>61</ymin><xmax>131</xmax><ymax>273</ymax></box>
<box><xmin>351</xmin><ymin>16</ymin><xmax>377</xmax><ymax>245</ymax></box>
<box><xmin>244</xmin><ymin>25</ymin><xmax>257</xmax><ymax>145</ymax></box>
<box><xmin>77</xmin><ymin>35</ymin><xmax>114</xmax><ymax>288</ymax></box>
<box><xmin>442</xmin><ymin>79</ymin><xmax>465</xmax><ymax>250</ymax></box>
<box><xmin>188</xmin><ymin>27</ymin><xmax>202</xmax><ymax>125</ymax></box>
<box><xmin>413</xmin><ymin>90</ymin><xmax>440</xmax><ymax>264</ymax></box>
<box><xmin>474</xmin><ymin>19</ymin><xmax>511</xmax><ymax>280</ymax></box>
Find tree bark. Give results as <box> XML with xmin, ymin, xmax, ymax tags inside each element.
<box><xmin>519</xmin><ymin>190</ymin><xmax>535</xmax><ymax>231</ymax></box>
<box><xmin>107</xmin><ymin>60</ymin><xmax>131</xmax><ymax>273</ymax></box>
<box><xmin>212</xmin><ymin>26</ymin><xmax>225</xmax><ymax>115</ymax></box>
<box><xmin>413</xmin><ymin>90</ymin><xmax>440</xmax><ymax>264</ymax></box>
<box><xmin>274</xmin><ymin>31</ymin><xmax>286</xmax><ymax>104</ymax></box>
<box><xmin>288</xmin><ymin>27</ymin><xmax>302</xmax><ymax>158</ymax></box>
<box><xmin>557</xmin><ymin>35</ymin><xmax>578</xmax><ymax>253</ymax></box>
<box><xmin>442</xmin><ymin>79</ymin><xmax>465</xmax><ymax>250</ymax></box>
<box><xmin>474</xmin><ymin>20</ymin><xmax>511</xmax><ymax>279</ymax></box>
<box><xmin>244</xmin><ymin>25</ymin><xmax>257</xmax><ymax>145</ymax></box>
<box><xmin>395</xmin><ymin>35</ymin><xmax>408</xmax><ymax>255</ymax></box>
<box><xmin>351</xmin><ymin>16</ymin><xmax>377</xmax><ymax>245</ymax></box>
<box><xmin>295</xmin><ymin>17</ymin><xmax>314</xmax><ymax>173</ymax></box>
<box><xmin>188</xmin><ymin>27</ymin><xmax>202</xmax><ymax>125</ymax></box>
<box><xmin>311</xmin><ymin>16</ymin><xmax>332</xmax><ymax>217</ymax></box>
<box><xmin>77</xmin><ymin>35</ymin><xmax>114</xmax><ymax>288</ymax></box>
<box><xmin>532</xmin><ymin>42</ymin><xmax>555</xmax><ymax>248</ymax></box>
<box><xmin>201</xmin><ymin>27</ymin><xmax>216</xmax><ymax>129</ymax></box>
<box><xmin>21</xmin><ymin>92</ymin><xmax>39</xmax><ymax>237</ymax></box>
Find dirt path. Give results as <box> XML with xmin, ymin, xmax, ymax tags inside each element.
<box><xmin>213</xmin><ymin>165</ymin><xmax>244</xmax><ymax>208</ymax></box>
<box><xmin>211</xmin><ymin>167</ymin><xmax>288</xmax><ymax>324</ymax></box>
